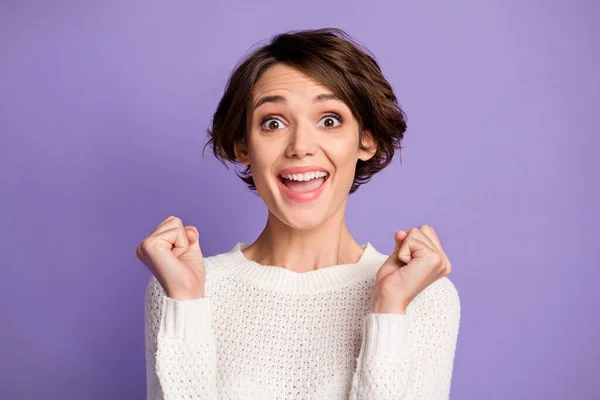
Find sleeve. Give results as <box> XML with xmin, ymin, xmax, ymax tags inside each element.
<box><xmin>145</xmin><ymin>276</ymin><xmax>218</xmax><ymax>400</ymax></box>
<box><xmin>349</xmin><ymin>279</ymin><xmax>461</xmax><ymax>400</ymax></box>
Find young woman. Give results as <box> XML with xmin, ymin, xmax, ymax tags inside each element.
<box><xmin>137</xmin><ymin>28</ymin><xmax>460</xmax><ymax>400</ymax></box>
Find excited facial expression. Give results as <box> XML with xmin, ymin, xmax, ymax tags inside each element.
<box><xmin>235</xmin><ymin>63</ymin><xmax>375</xmax><ymax>230</ymax></box>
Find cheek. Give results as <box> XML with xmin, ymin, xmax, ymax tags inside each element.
<box><xmin>246</xmin><ymin>134</ymin><xmax>262</xmax><ymax>164</ymax></box>
<box><xmin>247</xmin><ymin>137</ymin><xmax>277</xmax><ymax>176</ymax></box>
<box><xmin>327</xmin><ymin>136</ymin><xmax>360</xmax><ymax>168</ymax></box>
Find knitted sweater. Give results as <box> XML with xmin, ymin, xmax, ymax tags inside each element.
<box><xmin>144</xmin><ymin>242</ymin><xmax>461</xmax><ymax>399</ymax></box>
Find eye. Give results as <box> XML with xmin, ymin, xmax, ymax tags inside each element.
<box><xmin>317</xmin><ymin>114</ymin><xmax>342</xmax><ymax>129</ymax></box>
<box><xmin>260</xmin><ymin>116</ymin><xmax>287</xmax><ymax>131</ymax></box>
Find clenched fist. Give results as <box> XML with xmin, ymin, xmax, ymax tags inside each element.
<box><xmin>136</xmin><ymin>216</ymin><xmax>206</xmax><ymax>300</ymax></box>
<box><xmin>371</xmin><ymin>224</ymin><xmax>452</xmax><ymax>314</ymax></box>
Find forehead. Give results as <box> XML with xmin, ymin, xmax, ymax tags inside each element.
<box><xmin>252</xmin><ymin>63</ymin><xmax>331</xmax><ymax>99</ymax></box>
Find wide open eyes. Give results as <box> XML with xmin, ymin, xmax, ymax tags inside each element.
<box><xmin>260</xmin><ymin>114</ymin><xmax>343</xmax><ymax>132</ymax></box>
<box><xmin>260</xmin><ymin>116</ymin><xmax>286</xmax><ymax>131</ymax></box>
<box><xmin>317</xmin><ymin>114</ymin><xmax>342</xmax><ymax>129</ymax></box>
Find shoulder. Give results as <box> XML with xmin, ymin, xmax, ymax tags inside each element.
<box><xmin>417</xmin><ymin>275</ymin><xmax>460</xmax><ymax>303</ymax></box>
<box><xmin>408</xmin><ymin>276</ymin><xmax>461</xmax><ymax>323</ymax></box>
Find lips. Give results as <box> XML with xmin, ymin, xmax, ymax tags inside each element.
<box><xmin>276</xmin><ymin>165</ymin><xmax>331</xmax><ymax>203</ymax></box>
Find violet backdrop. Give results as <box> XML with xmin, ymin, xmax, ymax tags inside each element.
<box><xmin>1</xmin><ymin>0</ymin><xmax>598</xmax><ymax>398</ymax></box>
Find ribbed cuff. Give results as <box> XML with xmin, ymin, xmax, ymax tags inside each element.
<box><xmin>358</xmin><ymin>313</ymin><xmax>410</xmax><ymax>361</ymax></box>
<box><xmin>159</xmin><ymin>296</ymin><xmax>214</xmax><ymax>340</ymax></box>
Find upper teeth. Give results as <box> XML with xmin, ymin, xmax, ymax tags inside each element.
<box><xmin>281</xmin><ymin>171</ymin><xmax>328</xmax><ymax>181</ymax></box>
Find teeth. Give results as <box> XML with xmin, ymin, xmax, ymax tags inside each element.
<box><xmin>281</xmin><ymin>171</ymin><xmax>328</xmax><ymax>181</ymax></box>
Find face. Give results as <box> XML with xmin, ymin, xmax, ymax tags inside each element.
<box><xmin>235</xmin><ymin>63</ymin><xmax>376</xmax><ymax>230</ymax></box>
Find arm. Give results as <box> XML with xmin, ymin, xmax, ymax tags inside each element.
<box><xmin>145</xmin><ymin>276</ymin><xmax>218</xmax><ymax>400</ymax></box>
<box><xmin>349</xmin><ymin>279</ymin><xmax>461</xmax><ymax>400</ymax></box>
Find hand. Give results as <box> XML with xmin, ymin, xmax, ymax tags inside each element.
<box><xmin>371</xmin><ymin>224</ymin><xmax>452</xmax><ymax>314</ymax></box>
<box><xmin>136</xmin><ymin>216</ymin><xmax>206</xmax><ymax>300</ymax></box>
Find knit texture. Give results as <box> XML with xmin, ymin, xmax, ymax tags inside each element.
<box><xmin>145</xmin><ymin>242</ymin><xmax>461</xmax><ymax>399</ymax></box>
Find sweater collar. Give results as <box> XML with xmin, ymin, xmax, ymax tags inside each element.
<box><xmin>223</xmin><ymin>242</ymin><xmax>386</xmax><ymax>294</ymax></box>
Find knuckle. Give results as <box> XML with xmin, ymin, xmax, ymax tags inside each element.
<box><xmin>140</xmin><ymin>238</ymin><xmax>153</xmax><ymax>252</ymax></box>
<box><xmin>137</xmin><ymin>244</ymin><xmax>149</xmax><ymax>260</ymax></box>
<box><xmin>172</xmin><ymin>217</ymin><xmax>183</xmax><ymax>226</ymax></box>
<box><xmin>420</xmin><ymin>224</ymin><xmax>435</xmax><ymax>233</ymax></box>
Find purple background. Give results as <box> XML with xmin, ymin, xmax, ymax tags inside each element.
<box><xmin>1</xmin><ymin>1</ymin><xmax>598</xmax><ymax>398</ymax></box>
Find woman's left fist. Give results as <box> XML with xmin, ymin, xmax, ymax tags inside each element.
<box><xmin>371</xmin><ymin>224</ymin><xmax>452</xmax><ymax>314</ymax></box>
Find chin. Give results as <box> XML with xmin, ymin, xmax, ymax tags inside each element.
<box><xmin>277</xmin><ymin>208</ymin><xmax>330</xmax><ymax>231</ymax></box>
<box><xmin>270</xmin><ymin>192</ymin><xmax>349</xmax><ymax>232</ymax></box>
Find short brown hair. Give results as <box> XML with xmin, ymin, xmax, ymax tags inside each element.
<box><xmin>205</xmin><ymin>27</ymin><xmax>406</xmax><ymax>194</ymax></box>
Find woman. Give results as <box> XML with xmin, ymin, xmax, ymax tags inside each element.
<box><xmin>137</xmin><ymin>28</ymin><xmax>460</xmax><ymax>399</ymax></box>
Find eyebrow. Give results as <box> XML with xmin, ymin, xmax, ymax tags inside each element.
<box><xmin>312</xmin><ymin>93</ymin><xmax>342</xmax><ymax>104</ymax></box>
<box><xmin>252</xmin><ymin>93</ymin><xmax>343</xmax><ymax>111</ymax></box>
<box><xmin>253</xmin><ymin>95</ymin><xmax>286</xmax><ymax>111</ymax></box>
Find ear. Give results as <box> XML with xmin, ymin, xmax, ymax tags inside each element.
<box><xmin>358</xmin><ymin>130</ymin><xmax>377</xmax><ymax>161</ymax></box>
<box><xmin>233</xmin><ymin>140</ymin><xmax>250</xmax><ymax>165</ymax></box>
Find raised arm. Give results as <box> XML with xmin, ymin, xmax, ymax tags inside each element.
<box><xmin>137</xmin><ymin>216</ymin><xmax>218</xmax><ymax>399</ymax></box>
<box><xmin>145</xmin><ymin>276</ymin><xmax>218</xmax><ymax>399</ymax></box>
<box><xmin>350</xmin><ymin>225</ymin><xmax>461</xmax><ymax>399</ymax></box>
<box><xmin>349</xmin><ymin>278</ymin><xmax>461</xmax><ymax>399</ymax></box>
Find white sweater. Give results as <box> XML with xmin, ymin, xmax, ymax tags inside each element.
<box><xmin>145</xmin><ymin>242</ymin><xmax>461</xmax><ymax>399</ymax></box>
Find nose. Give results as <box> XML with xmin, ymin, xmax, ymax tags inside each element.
<box><xmin>285</xmin><ymin>123</ymin><xmax>318</xmax><ymax>158</ymax></box>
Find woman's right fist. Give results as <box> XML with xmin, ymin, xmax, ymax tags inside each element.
<box><xmin>136</xmin><ymin>216</ymin><xmax>205</xmax><ymax>300</ymax></box>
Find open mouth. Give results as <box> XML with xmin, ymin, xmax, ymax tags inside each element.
<box><xmin>278</xmin><ymin>171</ymin><xmax>330</xmax><ymax>193</ymax></box>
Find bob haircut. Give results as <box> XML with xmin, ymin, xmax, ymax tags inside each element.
<box><xmin>206</xmin><ymin>27</ymin><xmax>406</xmax><ymax>194</ymax></box>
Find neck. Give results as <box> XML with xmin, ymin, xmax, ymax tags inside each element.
<box><xmin>242</xmin><ymin>202</ymin><xmax>364</xmax><ymax>272</ymax></box>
